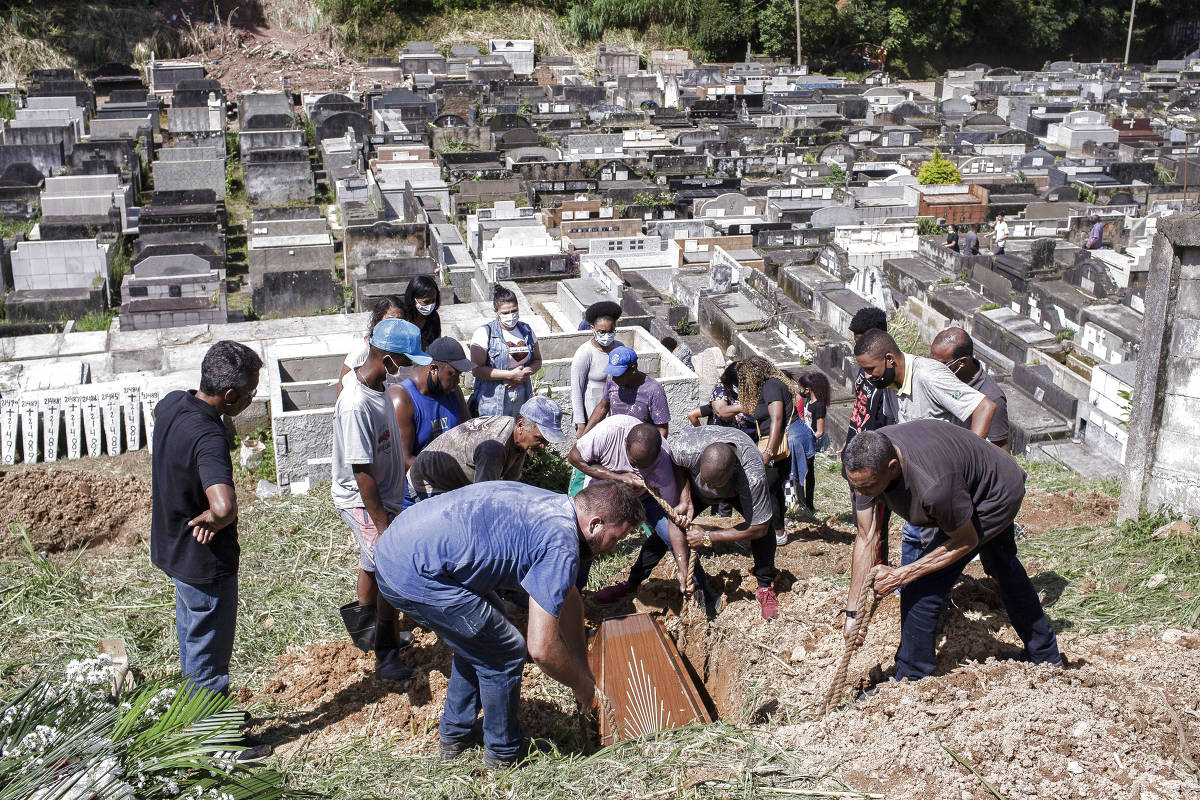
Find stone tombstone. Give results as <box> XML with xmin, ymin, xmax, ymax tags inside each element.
<box><xmin>41</xmin><ymin>396</ymin><xmax>60</xmax><ymax>462</ymax></box>
<box><xmin>81</xmin><ymin>393</ymin><xmax>103</xmax><ymax>458</ymax></box>
<box><xmin>141</xmin><ymin>389</ymin><xmax>160</xmax><ymax>455</ymax></box>
<box><xmin>1</xmin><ymin>399</ymin><xmax>18</xmax><ymax>464</ymax></box>
<box><xmin>20</xmin><ymin>399</ymin><xmax>39</xmax><ymax>464</ymax></box>
<box><xmin>1030</xmin><ymin>238</ymin><xmax>1058</xmax><ymax>272</ymax></box>
<box><xmin>708</xmin><ymin>247</ymin><xmax>737</xmax><ymax>293</ymax></box>
<box><xmin>63</xmin><ymin>393</ymin><xmax>83</xmax><ymax>459</ymax></box>
<box><xmin>121</xmin><ymin>385</ymin><xmax>142</xmax><ymax>451</ymax></box>
<box><xmin>102</xmin><ymin>391</ymin><xmax>122</xmax><ymax>456</ymax></box>
<box><xmin>810</xmin><ymin>206</ymin><xmax>861</xmax><ymax>228</ymax></box>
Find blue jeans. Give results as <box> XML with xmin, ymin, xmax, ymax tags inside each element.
<box><xmin>788</xmin><ymin>421</ymin><xmax>818</xmax><ymax>508</ymax></box>
<box><xmin>378</xmin><ymin>580</ymin><xmax>527</xmax><ymax>760</ymax></box>
<box><xmin>173</xmin><ymin>576</ymin><xmax>238</xmax><ymax>695</ymax></box>
<box><xmin>895</xmin><ymin>523</ymin><xmax>1060</xmax><ymax>681</ymax></box>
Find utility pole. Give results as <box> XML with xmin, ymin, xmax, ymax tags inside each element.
<box><xmin>794</xmin><ymin>0</ymin><xmax>803</xmax><ymax>68</ymax></box>
<box><xmin>1123</xmin><ymin>0</ymin><xmax>1137</xmax><ymax>65</ymax></box>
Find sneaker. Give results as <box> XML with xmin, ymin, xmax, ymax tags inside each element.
<box><xmin>234</xmin><ymin>738</ymin><xmax>273</xmax><ymax>763</ymax></box>
<box><xmin>755</xmin><ymin>586</ymin><xmax>779</xmax><ymax>620</ymax></box>
<box><xmin>694</xmin><ymin>583</ymin><xmax>724</xmax><ymax>619</ymax></box>
<box><xmin>439</xmin><ymin>737</ymin><xmax>472</xmax><ymax>760</ymax></box>
<box><xmin>775</xmin><ymin>531</ymin><xmax>787</xmax><ymax>546</ymax></box>
<box><xmin>591</xmin><ymin>580</ymin><xmax>633</xmax><ymax>605</ymax></box>
<box><xmin>998</xmin><ymin>648</ymin><xmax>1064</xmax><ymax>667</ymax></box>
<box><xmin>396</xmin><ymin>630</ymin><xmax>415</xmax><ymax>649</ymax></box>
<box><xmin>375</xmin><ymin>649</ymin><xmax>413</xmax><ymax>681</ymax></box>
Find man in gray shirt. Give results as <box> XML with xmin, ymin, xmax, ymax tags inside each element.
<box><xmin>854</xmin><ymin>329</ymin><xmax>996</xmax><ymax>434</ymax></box>
<box><xmin>930</xmin><ymin>328</ymin><xmax>1010</xmax><ymax>450</ymax></box>
<box><xmin>841</xmin><ymin>422</ymin><xmax>1061</xmax><ymax>681</ymax></box>
<box><xmin>670</xmin><ymin>426</ymin><xmax>781</xmax><ymax>620</ymax></box>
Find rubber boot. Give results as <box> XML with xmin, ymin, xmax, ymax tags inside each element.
<box><xmin>339</xmin><ymin>601</ymin><xmax>377</xmax><ymax>652</ymax></box>
<box><xmin>374</xmin><ymin>618</ymin><xmax>413</xmax><ymax>681</ymax></box>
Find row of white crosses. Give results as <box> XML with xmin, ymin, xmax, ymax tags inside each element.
<box><xmin>0</xmin><ymin>386</ymin><xmax>167</xmax><ymax>465</ymax></box>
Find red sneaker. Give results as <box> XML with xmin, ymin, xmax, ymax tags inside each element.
<box><xmin>756</xmin><ymin>587</ymin><xmax>779</xmax><ymax>620</ymax></box>
<box><xmin>591</xmin><ymin>581</ymin><xmax>633</xmax><ymax>605</ymax></box>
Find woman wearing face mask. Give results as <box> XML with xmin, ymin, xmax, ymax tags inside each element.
<box><xmin>401</xmin><ymin>274</ymin><xmax>442</xmax><ymax>350</ymax></box>
<box><xmin>338</xmin><ymin>295</ymin><xmax>406</xmax><ymax>397</ymax></box>
<box><xmin>570</xmin><ymin>301</ymin><xmax>623</xmax><ymax>438</ymax></box>
<box><xmin>468</xmin><ymin>285</ymin><xmax>542</xmax><ymax>417</ymax></box>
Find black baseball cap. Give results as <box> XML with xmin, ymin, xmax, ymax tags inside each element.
<box><xmin>426</xmin><ymin>337</ymin><xmax>475</xmax><ymax>371</ymax></box>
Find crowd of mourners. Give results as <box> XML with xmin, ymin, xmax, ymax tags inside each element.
<box><xmin>149</xmin><ymin>283</ymin><xmax>1063</xmax><ymax>767</ymax></box>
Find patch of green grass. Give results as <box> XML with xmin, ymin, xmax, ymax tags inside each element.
<box><xmin>232</xmin><ymin>427</ymin><xmax>277</xmax><ymax>484</ymax></box>
<box><xmin>887</xmin><ymin>311</ymin><xmax>929</xmax><ymax>357</ymax></box>
<box><xmin>285</xmin><ymin>721</ymin><xmax>852</xmax><ymax>800</ymax></box>
<box><xmin>520</xmin><ymin>447</ymin><xmax>572</xmax><ymax>494</ymax></box>
<box><xmin>1017</xmin><ymin>457</ymin><xmax>1119</xmax><ymax>497</ymax></box>
<box><xmin>74</xmin><ymin>309</ymin><xmax>115</xmax><ymax>331</ymax></box>
<box><xmin>0</xmin><ymin>217</ymin><xmax>35</xmax><ymax>238</ymax></box>
<box><xmin>1022</xmin><ymin>508</ymin><xmax>1200</xmax><ymax>630</ymax></box>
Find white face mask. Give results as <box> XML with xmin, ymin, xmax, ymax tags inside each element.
<box><xmin>416</xmin><ymin>302</ymin><xmax>436</xmax><ymax>316</ymax></box>
<box><xmin>594</xmin><ymin>331</ymin><xmax>616</xmax><ymax>347</ymax></box>
<box><xmin>499</xmin><ymin>311</ymin><xmax>519</xmax><ymax>329</ymax></box>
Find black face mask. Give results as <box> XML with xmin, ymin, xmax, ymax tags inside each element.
<box><xmin>870</xmin><ymin>361</ymin><xmax>896</xmax><ymax>390</ymax></box>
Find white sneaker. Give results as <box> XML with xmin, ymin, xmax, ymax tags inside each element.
<box><xmin>775</xmin><ymin>531</ymin><xmax>787</xmax><ymax>546</ymax></box>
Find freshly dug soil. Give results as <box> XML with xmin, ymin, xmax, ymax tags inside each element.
<box><xmin>0</xmin><ymin>467</ymin><xmax>151</xmax><ymax>555</ymax></box>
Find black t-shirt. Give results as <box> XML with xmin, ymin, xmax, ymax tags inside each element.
<box><xmin>150</xmin><ymin>390</ymin><xmax>238</xmax><ymax>584</ymax></box>
<box><xmin>750</xmin><ymin>377</ymin><xmax>792</xmax><ymax>429</ymax></box>
<box><xmin>807</xmin><ymin>399</ymin><xmax>827</xmax><ymax>426</ymax></box>
<box><xmin>852</xmin><ymin>420</ymin><xmax>1026</xmax><ymax>547</ymax></box>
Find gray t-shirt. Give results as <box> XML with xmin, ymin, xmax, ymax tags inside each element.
<box><xmin>892</xmin><ymin>354</ymin><xmax>986</xmax><ymax>427</ymax></box>
<box><xmin>669</xmin><ymin>426</ymin><xmax>772</xmax><ymax>526</ymax></box>
<box><xmin>968</xmin><ymin>363</ymin><xmax>1009</xmax><ymax>444</ymax></box>
<box><xmin>331</xmin><ymin>370</ymin><xmax>406</xmax><ymax>514</ymax></box>
<box><xmin>407</xmin><ymin>415</ymin><xmax>525</xmax><ymax>495</ymax></box>
<box><xmin>853</xmin><ymin>419</ymin><xmax>1026</xmax><ymax>547</ymax></box>
<box><xmin>570</xmin><ymin>340</ymin><xmax>622</xmax><ymax>424</ymax></box>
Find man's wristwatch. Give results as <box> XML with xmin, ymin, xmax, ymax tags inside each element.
<box><xmin>702</xmin><ymin>531</ymin><xmax>712</xmax><ymax>548</ymax></box>
<box><xmin>839</xmin><ymin>609</ymin><xmax>858</xmax><ymax>619</ymax></box>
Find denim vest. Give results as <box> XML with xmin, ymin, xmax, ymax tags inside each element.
<box><xmin>474</xmin><ymin>318</ymin><xmax>533</xmax><ymax>417</ymax></box>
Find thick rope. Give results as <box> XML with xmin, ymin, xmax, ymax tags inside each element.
<box><xmin>579</xmin><ymin>687</ymin><xmax>619</xmax><ymax>752</ymax></box>
<box><xmin>642</xmin><ymin>485</ymin><xmax>702</xmax><ymax>618</ymax></box>
<box><xmin>818</xmin><ymin>570</ymin><xmax>880</xmax><ymax>717</ymax></box>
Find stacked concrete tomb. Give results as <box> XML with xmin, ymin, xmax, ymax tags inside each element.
<box><xmin>248</xmin><ymin>206</ymin><xmax>339</xmax><ymax>317</ymax></box>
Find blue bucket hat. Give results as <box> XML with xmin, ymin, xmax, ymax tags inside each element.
<box><xmin>370</xmin><ymin>318</ymin><xmax>432</xmax><ymax>365</ymax></box>
<box><xmin>602</xmin><ymin>345</ymin><xmax>638</xmax><ymax>376</ymax></box>
<box><xmin>518</xmin><ymin>396</ymin><xmax>568</xmax><ymax>443</ymax></box>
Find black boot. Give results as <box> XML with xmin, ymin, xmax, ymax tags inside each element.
<box><xmin>339</xmin><ymin>601</ymin><xmax>377</xmax><ymax>651</ymax></box>
<box><xmin>374</xmin><ymin>618</ymin><xmax>413</xmax><ymax>681</ymax></box>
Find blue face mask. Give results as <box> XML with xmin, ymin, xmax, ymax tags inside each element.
<box><xmin>594</xmin><ymin>331</ymin><xmax>616</xmax><ymax>347</ymax></box>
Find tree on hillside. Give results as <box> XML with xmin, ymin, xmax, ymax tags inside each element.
<box><xmin>918</xmin><ymin>149</ymin><xmax>961</xmax><ymax>185</ymax></box>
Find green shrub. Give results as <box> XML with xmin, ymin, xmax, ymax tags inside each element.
<box><xmin>917</xmin><ymin>148</ymin><xmax>961</xmax><ymax>185</ymax></box>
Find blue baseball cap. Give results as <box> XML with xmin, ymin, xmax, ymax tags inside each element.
<box><xmin>370</xmin><ymin>318</ymin><xmax>432</xmax><ymax>365</ymax></box>
<box><xmin>518</xmin><ymin>396</ymin><xmax>568</xmax><ymax>443</ymax></box>
<box><xmin>602</xmin><ymin>345</ymin><xmax>638</xmax><ymax>376</ymax></box>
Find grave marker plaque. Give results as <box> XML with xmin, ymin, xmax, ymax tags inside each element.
<box><xmin>81</xmin><ymin>394</ymin><xmax>103</xmax><ymax>458</ymax></box>
<box><xmin>20</xmin><ymin>399</ymin><xmax>40</xmax><ymax>464</ymax></box>
<box><xmin>102</xmin><ymin>392</ymin><xmax>122</xmax><ymax>456</ymax></box>
<box><xmin>141</xmin><ymin>389</ymin><xmax>160</xmax><ymax>454</ymax></box>
<box><xmin>41</xmin><ymin>396</ymin><xmax>61</xmax><ymax>462</ymax></box>
<box><xmin>63</xmin><ymin>393</ymin><xmax>83</xmax><ymax>459</ymax></box>
<box><xmin>121</xmin><ymin>386</ymin><xmax>142</xmax><ymax>451</ymax></box>
<box><xmin>1</xmin><ymin>399</ymin><xmax>18</xmax><ymax>465</ymax></box>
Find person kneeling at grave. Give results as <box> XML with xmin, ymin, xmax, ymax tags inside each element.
<box><xmin>593</xmin><ymin>425</ymin><xmax>781</xmax><ymax>621</ymax></box>
<box><xmin>570</xmin><ymin>418</ymin><xmax>720</xmax><ymax>616</ymax></box>
<box><xmin>372</xmin><ymin>479</ymin><xmax>645</xmax><ymax>768</ymax></box>
<box><xmin>404</xmin><ymin>396</ymin><xmax>567</xmax><ymax>500</ymax></box>
<box><xmin>840</xmin><ymin>421</ymin><xmax>1062</xmax><ymax>682</ymax></box>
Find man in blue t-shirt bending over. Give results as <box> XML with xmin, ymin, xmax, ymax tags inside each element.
<box><xmin>373</xmin><ymin>479</ymin><xmax>645</xmax><ymax>768</ymax></box>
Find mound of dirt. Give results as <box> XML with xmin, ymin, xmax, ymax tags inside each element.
<box><xmin>248</xmin><ymin>632</ymin><xmax>580</xmax><ymax>753</ymax></box>
<box><xmin>771</xmin><ymin>627</ymin><xmax>1200</xmax><ymax>799</ymax></box>
<box><xmin>1018</xmin><ymin>488</ymin><xmax>1119</xmax><ymax>535</ymax></box>
<box><xmin>0</xmin><ymin>468</ymin><xmax>151</xmax><ymax>555</ymax></box>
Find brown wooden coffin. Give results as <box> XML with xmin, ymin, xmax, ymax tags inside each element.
<box><xmin>588</xmin><ymin>612</ymin><xmax>713</xmax><ymax>745</ymax></box>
